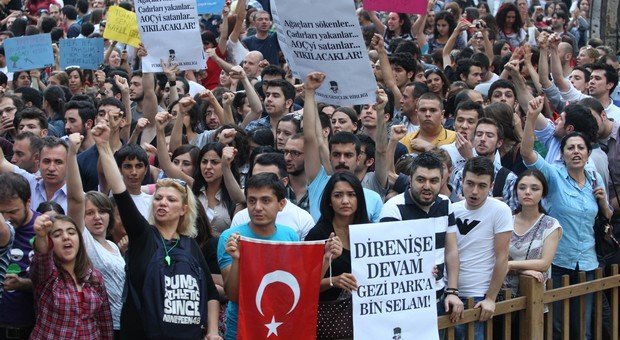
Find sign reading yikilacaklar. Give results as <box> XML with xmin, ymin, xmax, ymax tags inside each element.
<box><xmin>270</xmin><ymin>0</ymin><xmax>376</xmax><ymax>106</ymax></box>
<box><xmin>134</xmin><ymin>0</ymin><xmax>205</xmax><ymax>72</ymax></box>
<box><xmin>350</xmin><ymin>220</ymin><xmax>439</xmax><ymax>340</ymax></box>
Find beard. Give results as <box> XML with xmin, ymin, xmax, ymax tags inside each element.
<box><xmin>289</xmin><ymin>167</ymin><xmax>304</xmax><ymax>176</ymax></box>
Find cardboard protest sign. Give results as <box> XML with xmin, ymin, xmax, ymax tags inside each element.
<box><xmin>103</xmin><ymin>6</ymin><xmax>141</xmax><ymax>47</ymax></box>
<box><xmin>60</xmin><ymin>38</ymin><xmax>104</xmax><ymax>70</ymax></box>
<box><xmin>350</xmin><ymin>220</ymin><xmax>439</xmax><ymax>340</ymax></box>
<box><xmin>271</xmin><ymin>0</ymin><xmax>376</xmax><ymax>106</ymax></box>
<box><xmin>364</xmin><ymin>0</ymin><xmax>428</xmax><ymax>14</ymax></box>
<box><xmin>4</xmin><ymin>34</ymin><xmax>54</xmax><ymax>72</ymax></box>
<box><xmin>196</xmin><ymin>0</ymin><xmax>225</xmax><ymax>14</ymax></box>
<box><xmin>135</xmin><ymin>0</ymin><xmax>205</xmax><ymax>72</ymax></box>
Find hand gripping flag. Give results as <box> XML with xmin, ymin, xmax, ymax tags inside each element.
<box><xmin>238</xmin><ymin>238</ymin><xmax>325</xmax><ymax>339</ymax></box>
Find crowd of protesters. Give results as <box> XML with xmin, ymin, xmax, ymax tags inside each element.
<box><xmin>0</xmin><ymin>0</ymin><xmax>616</xmax><ymax>339</ymax></box>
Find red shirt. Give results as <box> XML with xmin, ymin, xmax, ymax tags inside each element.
<box><xmin>201</xmin><ymin>48</ymin><xmax>226</xmax><ymax>90</ymax></box>
<box><xmin>30</xmin><ymin>249</ymin><xmax>113</xmax><ymax>339</ymax></box>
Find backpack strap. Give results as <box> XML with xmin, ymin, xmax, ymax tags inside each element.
<box><xmin>493</xmin><ymin>167</ymin><xmax>511</xmax><ymax>198</ymax></box>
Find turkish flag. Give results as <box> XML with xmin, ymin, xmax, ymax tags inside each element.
<box><xmin>238</xmin><ymin>238</ymin><xmax>325</xmax><ymax>340</ymax></box>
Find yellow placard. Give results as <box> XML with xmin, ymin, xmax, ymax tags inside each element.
<box><xmin>103</xmin><ymin>6</ymin><xmax>141</xmax><ymax>48</ymax></box>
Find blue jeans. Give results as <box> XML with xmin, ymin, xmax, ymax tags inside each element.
<box><xmin>552</xmin><ymin>264</ymin><xmax>594</xmax><ymax>340</ymax></box>
<box><xmin>454</xmin><ymin>296</ymin><xmax>485</xmax><ymax>340</ymax></box>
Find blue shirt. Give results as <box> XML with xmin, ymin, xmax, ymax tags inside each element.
<box><xmin>525</xmin><ymin>153</ymin><xmax>600</xmax><ymax>271</ymax></box>
<box><xmin>308</xmin><ymin>166</ymin><xmax>383</xmax><ymax>223</ymax></box>
<box><xmin>217</xmin><ymin>223</ymin><xmax>299</xmax><ymax>340</ymax></box>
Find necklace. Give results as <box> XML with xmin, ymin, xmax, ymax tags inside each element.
<box><xmin>161</xmin><ymin>234</ymin><xmax>180</xmax><ymax>266</ymax></box>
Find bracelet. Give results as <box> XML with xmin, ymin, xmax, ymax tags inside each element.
<box><xmin>445</xmin><ymin>291</ymin><xmax>459</xmax><ymax>296</ymax></box>
<box><xmin>168</xmin><ymin>80</ymin><xmax>177</xmax><ymax>86</ymax></box>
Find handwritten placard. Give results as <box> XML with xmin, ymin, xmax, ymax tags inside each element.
<box><xmin>103</xmin><ymin>6</ymin><xmax>141</xmax><ymax>47</ymax></box>
<box><xmin>4</xmin><ymin>34</ymin><xmax>54</xmax><ymax>72</ymax></box>
<box><xmin>60</xmin><ymin>38</ymin><xmax>104</xmax><ymax>70</ymax></box>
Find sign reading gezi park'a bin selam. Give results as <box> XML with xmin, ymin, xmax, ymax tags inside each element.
<box><xmin>350</xmin><ymin>220</ymin><xmax>440</xmax><ymax>340</ymax></box>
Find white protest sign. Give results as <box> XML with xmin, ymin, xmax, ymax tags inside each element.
<box><xmin>134</xmin><ymin>0</ymin><xmax>205</xmax><ymax>72</ymax></box>
<box><xmin>350</xmin><ymin>220</ymin><xmax>439</xmax><ymax>340</ymax></box>
<box><xmin>270</xmin><ymin>0</ymin><xmax>376</xmax><ymax>106</ymax></box>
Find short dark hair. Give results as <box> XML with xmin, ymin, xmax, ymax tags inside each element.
<box><xmin>357</xmin><ymin>134</ymin><xmax>375</xmax><ymax>161</ymax></box>
<box><xmin>328</xmin><ymin>131</ymin><xmax>361</xmax><ymax>155</ymax></box>
<box><xmin>14</xmin><ymin>107</ymin><xmax>48</xmax><ymax>130</ymax></box>
<box><xmin>578</xmin><ymin>97</ymin><xmax>605</xmax><ymax>116</ymax></box>
<box><xmin>261</xmin><ymin>65</ymin><xmax>286</xmax><ymax>79</ymax></box>
<box><xmin>114</xmin><ymin>143</ymin><xmax>149</xmax><ymax>168</ymax></box>
<box><xmin>65</xmin><ymin>100</ymin><xmax>96</xmax><ymax>126</ymax></box>
<box><xmin>62</xmin><ymin>5</ymin><xmax>78</xmax><ymax>20</ymax></box>
<box><xmin>476</xmin><ymin>117</ymin><xmax>504</xmax><ymax>140</ymax></box>
<box><xmin>0</xmin><ymin>172</ymin><xmax>31</xmax><ymax>203</ymax></box>
<box><xmin>560</xmin><ymin>131</ymin><xmax>592</xmax><ymax>154</ymax></box>
<box><xmin>40</xmin><ymin>136</ymin><xmax>68</xmax><ymax>152</ymax></box>
<box><xmin>245</xmin><ymin>172</ymin><xmax>286</xmax><ymax>201</ymax></box>
<box><xmin>15</xmin><ymin>131</ymin><xmax>43</xmax><ymax>154</ymax></box>
<box><xmin>417</xmin><ymin>92</ymin><xmax>444</xmax><ymax>110</ymax></box>
<box><xmin>564</xmin><ymin>103</ymin><xmax>599</xmax><ymax>144</ymax></box>
<box><xmin>455</xmin><ymin>100</ymin><xmax>484</xmax><ymax>120</ymax></box>
<box><xmin>97</xmin><ymin>97</ymin><xmax>124</xmax><ymax>113</ymax></box>
<box><xmin>250</xmin><ymin>152</ymin><xmax>287</xmax><ymax>179</ymax></box>
<box><xmin>40</xmin><ymin>16</ymin><xmax>57</xmax><ymax>33</ymax></box>
<box><xmin>471</xmin><ymin>52</ymin><xmax>490</xmax><ymax>69</ymax></box>
<box><xmin>456</xmin><ymin>59</ymin><xmax>483</xmax><ymax>80</ymax></box>
<box><xmin>249</xmin><ymin>127</ymin><xmax>275</xmax><ymax>148</ymax></box>
<box><xmin>36</xmin><ymin>201</ymin><xmax>65</xmax><ymax>215</ymax></box>
<box><xmin>265</xmin><ymin>79</ymin><xmax>295</xmax><ymax>101</ymax></box>
<box><xmin>488</xmin><ymin>79</ymin><xmax>516</xmax><ymax>99</ymax></box>
<box><xmin>13</xmin><ymin>87</ymin><xmax>43</xmax><ymax>109</ymax></box>
<box><xmin>409</xmin><ymin>152</ymin><xmax>444</xmax><ymax>178</ymax></box>
<box><xmin>463</xmin><ymin>156</ymin><xmax>495</xmax><ymax>183</ymax></box>
<box><xmin>389</xmin><ymin>52</ymin><xmax>416</xmax><ymax>74</ymax></box>
<box><xmin>590</xmin><ymin>62</ymin><xmax>619</xmax><ymax>95</ymax></box>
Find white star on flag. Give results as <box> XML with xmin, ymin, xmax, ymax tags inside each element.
<box><xmin>265</xmin><ymin>316</ymin><xmax>283</xmax><ymax>337</ymax></box>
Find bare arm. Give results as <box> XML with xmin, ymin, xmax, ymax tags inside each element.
<box><xmin>537</xmin><ymin>32</ymin><xmax>553</xmax><ymax>89</ymax></box>
<box><xmin>548</xmin><ymin>34</ymin><xmax>571</xmax><ymax>92</ymax></box>
<box><xmin>371</xmin><ymin>34</ymin><xmax>402</xmax><ymax>105</ymax></box>
<box><xmin>169</xmin><ymin>96</ymin><xmax>196</xmax><ymax>152</ymax></box>
<box><xmin>114</xmin><ymin>75</ymin><xmax>132</xmax><ymax>142</ymax></box>
<box><xmin>93</xmin><ymin>124</ymin><xmax>127</xmax><ymax>195</ymax></box>
<box><xmin>303</xmin><ymin>73</ymin><xmax>326</xmax><ymax>183</ymax></box>
<box><xmin>386</xmin><ymin>125</ymin><xmax>407</xmax><ymax>183</ymax></box>
<box><xmin>217</xmin><ymin>5</ymin><xmax>231</xmax><ymax>55</ymax></box>
<box><xmin>222</xmin><ymin>233</ymin><xmax>241</xmax><ymax>302</ymax></box>
<box><xmin>104</xmin><ymin>41</ymin><xmax>118</xmax><ymax>66</ymax></box>
<box><xmin>509</xmin><ymin>228</ymin><xmax>562</xmax><ymax>272</ymax></box>
<box><xmin>373</xmin><ymin>89</ymin><xmax>389</xmax><ymax>189</ymax></box>
<box><xmin>443</xmin><ymin>22</ymin><xmax>466</xmax><ymax>70</ymax></box>
<box><xmin>141</xmin><ymin>72</ymin><xmax>158</xmax><ymax>122</ymax></box>
<box><xmin>221</xmin><ymin>146</ymin><xmax>245</xmax><ymax>204</ymax></box>
<box><xmin>154</xmin><ymin>112</ymin><xmax>194</xmax><ymax>185</ymax></box>
<box><xmin>521</xmin><ymin>96</ymin><xmax>545</xmax><ymax>165</ymax></box>
<box><xmin>485</xmin><ymin>231</ymin><xmax>511</xmax><ymax>301</ymax></box>
<box><xmin>368</xmin><ymin>10</ymin><xmax>385</xmax><ymax>36</ymax></box>
<box><xmin>0</xmin><ymin>143</ymin><xmax>14</xmax><ymax>173</ymax></box>
<box><xmin>229</xmin><ymin>0</ymin><xmax>247</xmax><ymax>43</ymax></box>
<box><xmin>66</xmin><ymin>133</ymin><xmax>85</xmax><ymax>231</ymax></box>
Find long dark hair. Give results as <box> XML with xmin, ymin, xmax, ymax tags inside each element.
<box><xmin>317</xmin><ymin>172</ymin><xmax>369</xmax><ymax>226</ymax></box>
<box><xmin>496</xmin><ymin>3</ymin><xmax>524</xmax><ymax>32</ymax></box>
<box><xmin>386</xmin><ymin>13</ymin><xmax>412</xmax><ymax>40</ymax></box>
<box><xmin>513</xmin><ymin>169</ymin><xmax>548</xmax><ymax>214</ymax></box>
<box><xmin>51</xmin><ymin>215</ymin><xmax>93</xmax><ymax>284</ymax></box>
<box><xmin>434</xmin><ymin>11</ymin><xmax>457</xmax><ymax>39</ymax></box>
<box><xmin>191</xmin><ymin>142</ymin><xmax>239</xmax><ymax>219</ymax></box>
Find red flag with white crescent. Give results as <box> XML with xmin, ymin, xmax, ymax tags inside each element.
<box><xmin>238</xmin><ymin>238</ymin><xmax>325</xmax><ymax>340</ymax></box>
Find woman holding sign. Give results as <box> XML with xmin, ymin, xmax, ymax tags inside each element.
<box><xmin>305</xmin><ymin>172</ymin><xmax>369</xmax><ymax>339</ymax></box>
<box><xmin>93</xmin><ymin>122</ymin><xmax>222</xmax><ymax>339</ymax></box>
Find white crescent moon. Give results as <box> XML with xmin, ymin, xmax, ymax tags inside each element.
<box><xmin>255</xmin><ymin>270</ymin><xmax>300</xmax><ymax>316</ymax></box>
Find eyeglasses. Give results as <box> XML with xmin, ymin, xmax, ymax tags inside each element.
<box><xmin>282</xmin><ymin>149</ymin><xmax>304</xmax><ymax>158</ymax></box>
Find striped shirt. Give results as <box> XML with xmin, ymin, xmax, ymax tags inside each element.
<box><xmin>379</xmin><ymin>191</ymin><xmax>456</xmax><ymax>292</ymax></box>
<box><xmin>0</xmin><ymin>221</ymin><xmax>15</xmax><ymax>299</ymax></box>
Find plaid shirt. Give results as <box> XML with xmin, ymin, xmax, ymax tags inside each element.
<box><xmin>30</xmin><ymin>249</ymin><xmax>113</xmax><ymax>339</ymax></box>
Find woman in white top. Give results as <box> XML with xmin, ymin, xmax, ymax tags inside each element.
<box><xmin>66</xmin><ymin>132</ymin><xmax>126</xmax><ymax>335</ymax></box>
<box><xmin>505</xmin><ymin>169</ymin><xmax>562</xmax><ymax>295</ymax></box>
